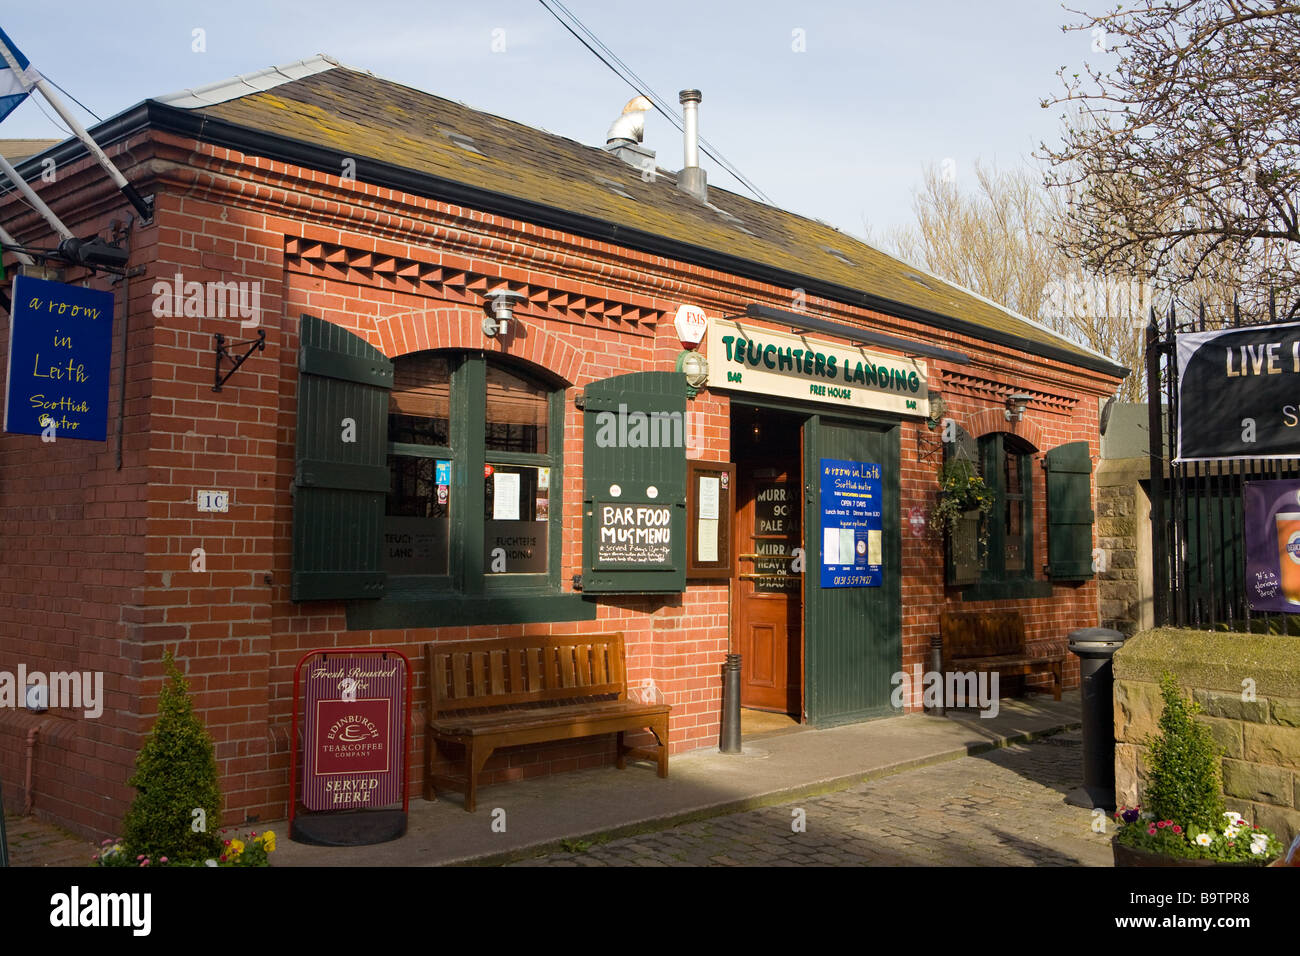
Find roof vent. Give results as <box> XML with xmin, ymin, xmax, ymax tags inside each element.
<box><xmin>819</xmin><ymin>245</ymin><xmax>854</xmax><ymax>266</ymax></box>
<box><xmin>593</xmin><ymin>175</ymin><xmax>635</xmax><ymax>201</ymax></box>
<box><xmin>605</xmin><ymin>96</ymin><xmax>656</xmax><ymax>175</ymax></box>
<box><xmin>904</xmin><ymin>272</ymin><xmax>934</xmax><ymax>290</ymax></box>
<box><xmin>676</xmin><ymin>89</ymin><xmax>707</xmax><ymax>203</ymax></box>
<box><xmin>436</xmin><ymin>127</ymin><xmax>483</xmax><ymax>155</ymax></box>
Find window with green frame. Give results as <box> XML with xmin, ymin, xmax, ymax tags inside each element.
<box><xmin>978</xmin><ymin>432</ymin><xmax>1034</xmax><ymax>580</ymax></box>
<box><xmin>382</xmin><ymin>351</ymin><xmax>564</xmax><ymax>595</ymax></box>
<box><xmin>956</xmin><ymin>431</ymin><xmax>1052</xmax><ymax>599</ymax></box>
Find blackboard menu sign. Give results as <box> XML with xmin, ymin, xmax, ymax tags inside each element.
<box><xmin>594</xmin><ymin>501</ymin><xmax>674</xmax><ymax>567</ymax></box>
<box><xmin>686</xmin><ymin>460</ymin><xmax>735</xmax><ymax>579</ymax></box>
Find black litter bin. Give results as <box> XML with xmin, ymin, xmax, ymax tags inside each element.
<box><xmin>1067</xmin><ymin>627</ymin><xmax>1127</xmax><ymax>811</ymax></box>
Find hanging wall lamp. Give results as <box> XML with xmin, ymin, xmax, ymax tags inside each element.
<box><xmin>482</xmin><ymin>288</ymin><xmax>526</xmax><ymax>338</ymax></box>
<box><xmin>1004</xmin><ymin>393</ymin><xmax>1033</xmax><ymax>422</ymax></box>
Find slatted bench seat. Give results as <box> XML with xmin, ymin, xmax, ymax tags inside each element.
<box><xmin>939</xmin><ymin>610</ymin><xmax>1064</xmax><ymax>701</ymax></box>
<box><xmin>424</xmin><ymin>633</ymin><xmax>670</xmax><ymax>812</ymax></box>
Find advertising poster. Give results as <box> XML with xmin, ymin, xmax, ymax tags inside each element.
<box><xmin>1244</xmin><ymin>479</ymin><xmax>1300</xmax><ymax>613</ymax></box>
<box><xmin>4</xmin><ymin>275</ymin><xmax>115</xmax><ymax>441</ymax></box>
<box><xmin>819</xmin><ymin>458</ymin><xmax>882</xmax><ymax>588</ymax></box>
<box><xmin>1175</xmin><ymin>321</ymin><xmax>1300</xmax><ymax>461</ymax></box>
<box><xmin>302</xmin><ymin>655</ymin><xmax>405</xmax><ymax>811</ymax></box>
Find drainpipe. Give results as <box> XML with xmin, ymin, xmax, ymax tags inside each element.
<box><xmin>23</xmin><ymin>726</ymin><xmax>39</xmax><ymax>814</ymax></box>
<box><xmin>677</xmin><ymin>90</ymin><xmax>708</xmax><ymax>203</ymax></box>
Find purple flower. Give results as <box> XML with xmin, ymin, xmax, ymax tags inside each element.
<box><xmin>1122</xmin><ymin>808</ymin><xmax>1140</xmax><ymax>824</ymax></box>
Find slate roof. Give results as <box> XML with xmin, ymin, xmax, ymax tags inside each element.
<box><xmin>61</xmin><ymin>57</ymin><xmax>1128</xmax><ymax>375</ymax></box>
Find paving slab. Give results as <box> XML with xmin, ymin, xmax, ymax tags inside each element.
<box><xmin>267</xmin><ymin>692</ymin><xmax>1082</xmax><ymax>867</ymax></box>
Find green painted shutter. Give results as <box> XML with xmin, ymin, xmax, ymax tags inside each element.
<box><xmin>944</xmin><ymin>425</ymin><xmax>980</xmax><ymax>586</ymax></box>
<box><xmin>291</xmin><ymin>314</ymin><xmax>394</xmax><ymax>601</ymax></box>
<box><xmin>581</xmin><ymin>371</ymin><xmax>687</xmax><ymax>593</ymax></box>
<box><xmin>1045</xmin><ymin>440</ymin><xmax>1094</xmax><ymax>580</ymax></box>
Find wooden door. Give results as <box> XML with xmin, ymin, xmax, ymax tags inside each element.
<box><xmin>734</xmin><ymin>461</ymin><xmax>802</xmax><ymax>713</ymax></box>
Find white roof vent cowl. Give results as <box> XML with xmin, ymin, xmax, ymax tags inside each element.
<box><xmin>604</xmin><ymin>95</ymin><xmax>656</xmax><ymax>174</ymax></box>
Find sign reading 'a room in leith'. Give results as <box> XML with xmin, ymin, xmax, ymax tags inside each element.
<box><xmin>4</xmin><ymin>275</ymin><xmax>114</xmax><ymax>441</ymax></box>
<box><xmin>303</xmin><ymin>656</ymin><xmax>405</xmax><ymax>811</ymax></box>
<box><xmin>1176</xmin><ymin>321</ymin><xmax>1300</xmax><ymax>462</ymax></box>
<box><xmin>705</xmin><ymin>318</ymin><xmax>928</xmax><ymax>418</ymax></box>
<box><xmin>819</xmin><ymin>458</ymin><xmax>883</xmax><ymax>588</ymax></box>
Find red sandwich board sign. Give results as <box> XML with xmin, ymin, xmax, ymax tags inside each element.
<box><xmin>291</xmin><ymin>648</ymin><xmax>411</xmax><ymax>846</ymax></box>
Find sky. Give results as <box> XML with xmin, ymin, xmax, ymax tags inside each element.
<box><xmin>1</xmin><ymin>0</ymin><xmax>1115</xmax><ymax>245</ymax></box>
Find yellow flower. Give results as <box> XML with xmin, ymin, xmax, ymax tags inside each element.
<box><xmin>229</xmin><ymin>839</ymin><xmax>245</xmax><ymax>857</ymax></box>
<box><xmin>260</xmin><ymin>831</ymin><xmax>277</xmax><ymax>853</ymax></box>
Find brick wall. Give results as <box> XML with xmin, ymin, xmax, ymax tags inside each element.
<box><xmin>0</xmin><ymin>126</ymin><xmax>1120</xmax><ymax>837</ymax></box>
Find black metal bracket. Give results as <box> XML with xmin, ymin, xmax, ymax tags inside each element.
<box><xmin>213</xmin><ymin>328</ymin><xmax>266</xmax><ymax>392</ymax></box>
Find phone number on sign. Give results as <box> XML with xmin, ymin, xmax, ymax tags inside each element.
<box><xmin>831</xmin><ymin>574</ymin><xmax>874</xmax><ymax>586</ymax></box>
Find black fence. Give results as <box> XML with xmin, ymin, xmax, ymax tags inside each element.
<box><xmin>1145</xmin><ymin>296</ymin><xmax>1300</xmax><ymax>634</ymax></box>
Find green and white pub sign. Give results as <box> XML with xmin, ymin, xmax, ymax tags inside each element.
<box><xmin>704</xmin><ymin>319</ymin><xmax>929</xmax><ymax>418</ymax></box>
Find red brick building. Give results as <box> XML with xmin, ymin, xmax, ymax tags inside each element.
<box><xmin>0</xmin><ymin>57</ymin><xmax>1125</xmax><ymax>838</ymax></box>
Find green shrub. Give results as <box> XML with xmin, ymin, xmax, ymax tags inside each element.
<box><xmin>1143</xmin><ymin>673</ymin><xmax>1224</xmax><ymax>830</ymax></box>
<box><xmin>120</xmin><ymin>651</ymin><xmax>223</xmax><ymax>864</ymax></box>
<box><xmin>1114</xmin><ymin>673</ymin><xmax>1282</xmax><ymax>863</ymax></box>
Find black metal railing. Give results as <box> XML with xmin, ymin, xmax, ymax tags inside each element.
<box><xmin>1146</xmin><ymin>295</ymin><xmax>1300</xmax><ymax>634</ymax></box>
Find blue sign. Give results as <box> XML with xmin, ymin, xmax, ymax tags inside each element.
<box><xmin>435</xmin><ymin>459</ymin><xmax>452</xmax><ymax>485</ymax></box>
<box><xmin>819</xmin><ymin>458</ymin><xmax>882</xmax><ymax>588</ymax></box>
<box><xmin>4</xmin><ymin>275</ymin><xmax>114</xmax><ymax>441</ymax></box>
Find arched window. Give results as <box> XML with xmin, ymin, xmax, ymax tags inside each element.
<box><xmin>383</xmin><ymin>352</ymin><xmax>562</xmax><ymax>591</ymax></box>
<box><xmin>978</xmin><ymin>432</ymin><xmax>1035</xmax><ymax>581</ymax></box>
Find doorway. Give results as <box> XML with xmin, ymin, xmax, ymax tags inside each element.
<box><xmin>731</xmin><ymin>405</ymin><xmax>805</xmax><ymax>719</ymax></box>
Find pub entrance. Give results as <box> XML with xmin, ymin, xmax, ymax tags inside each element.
<box><xmin>730</xmin><ymin>404</ymin><xmax>805</xmax><ymax>720</ymax></box>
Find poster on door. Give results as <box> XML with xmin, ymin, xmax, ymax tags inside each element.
<box><xmin>1243</xmin><ymin>479</ymin><xmax>1300</xmax><ymax>613</ymax></box>
<box><xmin>819</xmin><ymin>458</ymin><xmax>882</xmax><ymax>588</ymax></box>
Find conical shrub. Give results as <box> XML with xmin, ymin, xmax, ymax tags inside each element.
<box><xmin>1143</xmin><ymin>673</ymin><xmax>1225</xmax><ymax>829</ymax></box>
<box><xmin>121</xmin><ymin>651</ymin><xmax>223</xmax><ymax>863</ymax></box>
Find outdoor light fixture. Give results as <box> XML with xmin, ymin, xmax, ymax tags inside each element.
<box><xmin>482</xmin><ymin>288</ymin><xmax>526</xmax><ymax>338</ymax></box>
<box><xmin>926</xmin><ymin>393</ymin><xmax>948</xmax><ymax>431</ymax></box>
<box><xmin>1004</xmin><ymin>393</ymin><xmax>1033</xmax><ymax>422</ymax></box>
<box><xmin>675</xmin><ymin>349</ymin><xmax>709</xmax><ymax>396</ymax></box>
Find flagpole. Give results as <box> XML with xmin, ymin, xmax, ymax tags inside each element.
<box><xmin>0</xmin><ymin>221</ymin><xmax>36</xmax><ymax>266</ymax></box>
<box><xmin>0</xmin><ymin>149</ymin><xmax>73</xmax><ymax>241</ymax></box>
<box><xmin>0</xmin><ymin>32</ymin><xmax>151</xmax><ymax>222</ymax></box>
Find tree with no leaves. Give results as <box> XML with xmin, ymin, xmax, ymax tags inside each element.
<box><xmin>1040</xmin><ymin>1</ymin><xmax>1300</xmax><ymax>318</ymax></box>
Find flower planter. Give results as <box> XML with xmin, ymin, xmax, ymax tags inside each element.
<box><xmin>1112</xmin><ymin>838</ymin><xmax>1269</xmax><ymax>868</ymax></box>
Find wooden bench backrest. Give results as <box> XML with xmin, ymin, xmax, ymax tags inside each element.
<box><xmin>940</xmin><ymin>611</ymin><xmax>1026</xmax><ymax>658</ymax></box>
<box><xmin>426</xmin><ymin>633</ymin><xmax>627</xmax><ymax>716</ymax></box>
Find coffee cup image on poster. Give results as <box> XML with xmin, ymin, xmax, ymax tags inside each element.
<box><xmin>1243</xmin><ymin>479</ymin><xmax>1300</xmax><ymax>611</ymax></box>
<box><xmin>819</xmin><ymin>458</ymin><xmax>882</xmax><ymax>588</ymax></box>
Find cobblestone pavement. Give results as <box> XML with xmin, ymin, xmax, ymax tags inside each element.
<box><xmin>508</xmin><ymin>730</ymin><xmax>1113</xmax><ymax>867</ymax></box>
<box><xmin>3</xmin><ymin>813</ymin><xmax>95</xmax><ymax>867</ymax></box>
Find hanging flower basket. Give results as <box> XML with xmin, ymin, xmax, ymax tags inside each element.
<box><xmin>931</xmin><ymin>458</ymin><xmax>994</xmax><ymax>552</ymax></box>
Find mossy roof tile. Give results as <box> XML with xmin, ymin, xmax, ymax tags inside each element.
<box><xmin>176</xmin><ymin>65</ymin><xmax>1118</xmax><ymax>373</ymax></box>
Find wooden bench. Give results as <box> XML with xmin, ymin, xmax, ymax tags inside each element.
<box><xmin>939</xmin><ymin>611</ymin><xmax>1064</xmax><ymax>701</ymax></box>
<box><xmin>424</xmin><ymin>633</ymin><xmax>670</xmax><ymax>812</ymax></box>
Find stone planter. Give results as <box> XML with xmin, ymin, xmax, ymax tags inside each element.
<box><xmin>1112</xmin><ymin>838</ymin><xmax>1270</xmax><ymax>867</ymax></box>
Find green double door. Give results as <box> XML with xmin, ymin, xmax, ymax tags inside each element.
<box><xmin>802</xmin><ymin>415</ymin><xmax>902</xmax><ymax>726</ymax></box>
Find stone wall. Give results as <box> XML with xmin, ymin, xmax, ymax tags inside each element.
<box><xmin>1094</xmin><ymin>457</ymin><xmax>1152</xmax><ymax>635</ymax></box>
<box><xmin>1113</xmin><ymin>628</ymin><xmax>1300</xmax><ymax>842</ymax></box>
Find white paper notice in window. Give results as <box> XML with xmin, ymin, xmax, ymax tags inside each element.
<box><xmin>697</xmin><ymin>517</ymin><xmax>718</xmax><ymax>562</ymax></box>
<box><xmin>822</xmin><ymin>528</ymin><xmax>839</xmax><ymax>566</ymax></box>
<box><xmin>492</xmin><ymin>471</ymin><xmax>521</xmax><ymax>521</ymax></box>
<box><xmin>698</xmin><ymin>476</ymin><xmax>720</xmax><ymax>520</ymax></box>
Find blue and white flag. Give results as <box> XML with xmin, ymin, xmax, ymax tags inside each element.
<box><xmin>0</xmin><ymin>27</ymin><xmax>37</xmax><ymax>124</ymax></box>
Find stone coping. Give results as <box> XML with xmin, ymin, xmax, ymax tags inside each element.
<box><xmin>1114</xmin><ymin>628</ymin><xmax>1300</xmax><ymax>698</ymax></box>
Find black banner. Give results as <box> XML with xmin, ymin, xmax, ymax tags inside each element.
<box><xmin>1176</xmin><ymin>320</ymin><xmax>1300</xmax><ymax>461</ymax></box>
